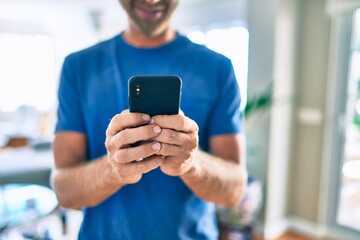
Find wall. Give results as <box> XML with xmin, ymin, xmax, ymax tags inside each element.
<box><xmin>247</xmin><ymin>0</ymin><xmax>277</xmax><ymax>224</ymax></box>
<box><xmin>173</xmin><ymin>0</ymin><xmax>247</xmax><ymax>31</ymax></box>
<box><xmin>265</xmin><ymin>0</ymin><xmax>299</xmax><ymax>237</ymax></box>
<box><xmin>288</xmin><ymin>0</ymin><xmax>331</xmax><ymax>226</ymax></box>
<box><xmin>248</xmin><ymin>0</ymin><xmax>334</xmax><ymax>238</ymax></box>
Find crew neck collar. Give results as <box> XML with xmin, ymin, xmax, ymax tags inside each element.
<box><xmin>117</xmin><ymin>31</ymin><xmax>184</xmax><ymax>51</ymax></box>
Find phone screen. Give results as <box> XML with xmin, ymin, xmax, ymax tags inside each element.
<box><xmin>128</xmin><ymin>75</ymin><xmax>182</xmax><ymax>117</ymax></box>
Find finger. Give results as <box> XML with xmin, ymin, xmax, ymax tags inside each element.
<box><xmin>160</xmin><ymin>156</ymin><xmax>185</xmax><ymax>165</ymax></box>
<box><xmin>125</xmin><ymin>155</ymin><xmax>164</xmax><ymax>175</ymax></box>
<box><xmin>159</xmin><ymin>156</ymin><xmax>192</xmax><ymax>176</ymax></box>
<box><xmin>157</xmin><ymin>143</ymin><xmax>192</xmax><ymax>159</ymax></box>
<box><xmin>113</xmin><ymin>141</ymin><xmax>161</xmax><ymax>163</ymax></box>
<box><xmin>106</xmin><ymin>111</ymin><xmax>151</xmax><ymax>136</ymax></box>
<box><xmin>151</xmin><ymin>115</ymin><xmax>198</xmax><ymax>133</ymax></box>
<box><xmin>152</xmin><ymin>128</ymin><xmax>189</xmax><ymax>146</ymax></box>
<box><xmin>112</xmin><ymin>124</ymin><xmax>162</xmax><ymax>148</ymax></box>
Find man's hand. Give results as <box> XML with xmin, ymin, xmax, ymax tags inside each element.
<box><xmin>105</xmin><ymin>110</ymin><xmax>164</xmax><ymax>185</ymax></box>
<box><xmin>151</xmin><ymin>114</ymin><xmax>199</xmax><ymax>176</ymax></box>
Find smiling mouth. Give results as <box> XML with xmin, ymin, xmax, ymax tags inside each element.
<box><xmin>133</xmin><ymin>4</ymin><xmax>165</xmax><ymax>20</ymax></box>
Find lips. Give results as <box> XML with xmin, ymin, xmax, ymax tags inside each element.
<box><xmin>133</xmin><ymin>3</ymin><xmax>166</xmax><ymax>20</ymax></box>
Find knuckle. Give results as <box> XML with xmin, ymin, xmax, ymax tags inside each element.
<box><xmin>190</xmin><ymin>135</ymin><xmax>199</xmax><ymax>148</ymax></box>
<box><xmin>157</xmin><ymin>129</ymin><xmax>168</xmax><ymax>142</ymax></box>
<box><xmin>191</xmin><ymin>119</ymin><xmax>199</xmax><ymax>131</ymax></box>
<box><xmin>194</xmin><ymin>124</ymin><xmax>199</xmax><ymax>133</ymax></box>
<box><xmin>170</xmin><ymin>131</ymin><xmax>178</xmax><ymax>140</ymax></box>
<box><xmin>182</xmin><ymin>134</ymin><xmax>196</xmax><ymax>149</ymax></box>
<box><xmin>105</xmin><ymin>128</ymin><xmax>110</xmax><ymax>137</ymax></box>
<box><xmin>191</xmin><ymin>140</ymin><xmax>198</xmax><ymax>150</ymax></box>
<box><xmin>105</xmin><ymin>127</ymin><xmax>114</xmax><ymax>137</ymax></box>
<box><xmin>163</xmin><ymin>129</ymin><xmax>172</xmax><ymax>142</ymax></box>
<box><xmin>183</xmin><ymin>150</ymin><xmax>192</xmax><ymax>159</ymax></box>
<box><xmin>104</xmin><ymin>139</ymin><xmax>113</xmax><ymax>151</ymax></box>
<box><xmin>119</xmin><ymin>130</ymin><xmax>134</xmax><ymax>146</ymax></box>
<box><xmin>117</xmin><ymin>130</ymin><xmax>127</xmax><ymax>142</ymax></box>
<box><xmin>175</xmin><ymin>134</ymin><xmax>182</xmax><ymax>144</ymax></box>
<box><xmin>179</xmin><ymin>119</ymin><xmax>187</xmax><ymax>130</ymax></box>
<box><xmin>180</xmin><ymin>133</ymin><xmax>189</xmax><ymax>144</ymax></box>
<box><xmin>113</xmin><ymin>113</ymin><xmax>122</xmax><ymax>122</ymax></box>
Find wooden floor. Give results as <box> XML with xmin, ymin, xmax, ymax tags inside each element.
<box><xmin>254</xmin><ymin>231</ymin><xmax>316</xmax><ymax>240</ymax></box>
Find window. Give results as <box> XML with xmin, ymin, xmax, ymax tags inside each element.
<box><xmin>187</xmin><ymin>26</ymin><xmax>249</xmax><ymax>110</ymax></box>
<box><xmin>0</xmin><ymin>33</ymin><xmax>56</xmax><ymax>112</ymax></box>
<box><xmin>336</xmin><ymin>8</ymin><xmax>360</xmax><ymax>232</ymax></box>
<box><xmin>0</xmin><ymin>33</ymin><xmax>56</xmax><ymax>137</ymax></box>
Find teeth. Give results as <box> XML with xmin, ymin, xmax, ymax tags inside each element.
<box><xmin>135</xmin><ymin>3</ymin><xmax>165</xmax><ymax>12</ymax></box>
<box><xmin>143</xmin><ymin>8</ymin><xmax>163</xmax><ymax>12</ymax></box>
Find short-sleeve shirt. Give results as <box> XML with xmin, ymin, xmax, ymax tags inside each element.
<box><xmin>55</xmin><ymin>33</ymin><xmax>243</xmax><ymax>240</ymax></box>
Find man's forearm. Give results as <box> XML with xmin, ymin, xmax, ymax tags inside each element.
<box><xmin>51</xmin><ymin>156</ymin><xmax>123</xmax><ymax>209</ymax></box>
<box><xmin>180</xmin><ymin>149</ymin><xmax>247</xmax><ymax>208</ymax></box>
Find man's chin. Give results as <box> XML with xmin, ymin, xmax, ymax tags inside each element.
<box><xmin>137</xmin><ymin>26</ymin><xmax>166</xmax><ymax>38</ymax></box>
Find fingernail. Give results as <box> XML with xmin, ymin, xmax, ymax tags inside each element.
<box><xmin>152</xmin><ymin>142</ymin><xmax>160</xmax><ymax>151</ymax></box>
<box><xmin>142</xmin><ymin>114</ymin><xmax>150</xmax><ymax>121</ymax></box>
<box><xmin>153</xmin><ymin>126</ymin><xmax>161</xmax><ymax>133</ymax></box>
<box><xmin>149</xmin><ymin>118</ymin><xmax>155</xmax><ymax>124</ymax></box>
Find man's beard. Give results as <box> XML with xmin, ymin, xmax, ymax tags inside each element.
<box><xmin>130</xmin><ymin>18</ymin><xmax>168</xmax><ymax>37</ymax></box>
<box><xmin>127</xmin><ymin>0</ymin><xmax>172</xmax><ymax>37</ymax></box>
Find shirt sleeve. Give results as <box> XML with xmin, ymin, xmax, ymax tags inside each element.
<box><xmin>208</xmin><ymin>59</ymin><xmax>244</xmax><ymax>137</ymax></box>
<box><xmin>55</xmin><ymin>55</ymin><xmax>86</xmax><ymax>134</ymax></box>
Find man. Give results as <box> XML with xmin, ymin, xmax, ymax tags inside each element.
<box><xmin>52</xmin><ymin>0</ymin><xmax>248</xmax><ymax>239</ymax></box>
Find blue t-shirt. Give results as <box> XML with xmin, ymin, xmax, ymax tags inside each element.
<box><xmin>56</xmin><ymin>33</ymin><xmax>242</xmax><ymax>240</ymax></box>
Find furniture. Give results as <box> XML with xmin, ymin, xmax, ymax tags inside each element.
<box><xmin>217</xmin><ymin>175</ymin><xmax>263</xmax><ymax>240</ymax></box>
<box><xmin>0</xmin><ymin>147</ymin><xmax>54</xmax><ymax>187</ymax></box>
<box><xmin>0</xmin><ymin>183</ymin><xmax>58</xmax><ymax>239</ymax></box>
<box><xmin>0</xmin><ymin>146</ymin><xmax>57</xmax><ymax>239</ymax></box>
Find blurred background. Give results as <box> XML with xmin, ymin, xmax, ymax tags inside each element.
<box><xmin>0</xmin><ymin>0</ymin><xmax>360</xmax><ymax>239</ymax></box>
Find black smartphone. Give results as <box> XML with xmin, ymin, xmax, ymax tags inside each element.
<box><xmin>128</xmin><ymin>75</ymin><xmax>182</xmax><ymax>117</ymax></box>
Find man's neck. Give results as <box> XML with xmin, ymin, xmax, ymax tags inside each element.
<box><xmin>122</xmin><ymin>28</ymin><xmax>177</xmax><ymax>48</ymax></box>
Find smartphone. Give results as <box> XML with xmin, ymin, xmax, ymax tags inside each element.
<box><xmin>128</xmin><ymin>75</ymin><xmax>182</xmax><ymax>117</ymax></box>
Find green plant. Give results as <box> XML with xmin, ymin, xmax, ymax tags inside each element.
<box><xmin>244</xmin><ymin>83</ymin><xmax>273</xmax><ymax>118</ymax></box>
